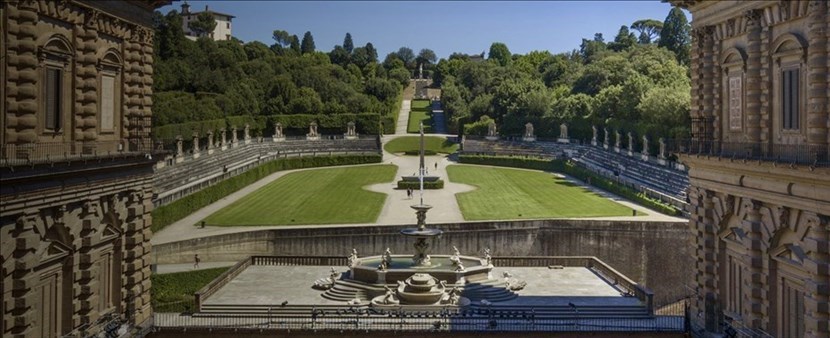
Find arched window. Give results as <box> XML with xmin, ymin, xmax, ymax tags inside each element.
<box><xmin>38</xmin><ymin>35</ymin><xmax>73</xmax><ymax>134</ymax></box>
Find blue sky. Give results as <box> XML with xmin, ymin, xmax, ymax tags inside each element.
<box><xmin>162</xmin><ymin>1</ymin><xmax>688</xmax><ymax>59</ymax></box>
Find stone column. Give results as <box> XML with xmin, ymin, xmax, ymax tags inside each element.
<box><xmin>192</xmin><ymin>133</ymin><xmax>200</xmax><ymax>159</ymax></box>
<box><xmin>808</xmin><ymin>1</ymin><xmax>829</xmax><ymax>152</ymax></box>
<box><xmin>627</xmin><ymin>132</ymin><xmax>635</xmax><ymax>156</ymax></box>
<box><xmin>231</xmin><ymin>126</ymin><xmax>238</xmax><ymax>146</ymax></box>
<box><xmin>702</xmin><ymin>26</ymin><xmax>715</xmax><ymax>141</ymax></box>
<box><xmin>220</xmin><ymin>128</ymin><xmax>227</xmax><ymax>150</ymax></box>
<box><xmin>7</xmin><ymin>212</ymin><xmax>41</xmax><ymax>336</ymax></box>
<box><xmin>658</xmin><ymin>138</ymin><xmax>667</xmax><ymax>165</ymax></box>
<box><xmin>75</xmin><ymin>200</ymin><xmax>100</xmax><ymax>327</ymax></box>
<box><xmin>690</xmin><ymin>188</ymin><xmax>720</xmax><ymax>333</ymax></box>
<box><xmin>614</xmin><ymin>130</ymin><xmax>621</xmax><ymax>153</ymax></box>
<box><xmin>741</xmin><ymin>199</ymin><xmax>764</xmax><ymax>329</ymax></box>
<box><xmin>244</xmin><ymin>124</ymin><xmax>251</xmax><ymax>144</ymax></box>
<box><xmin>641</xmin><ymin>135</ymin><xmax>650</xmax><ymax>161</ymax></box>
<box><xmin>122</xmin><ymin>189</ymin><xmax>153</xmax><ymax>327</ymax></box>
<box><xmin>745</xmin><ymin>10</ymin><xmax>763</xmax><ymax>144</ymax></box>
<box><xmin>804</xmin><ymin>213</ymin><xmax>830</xmax><ymax>337</ymax></box>
<box><xmin>206</xmin><ymin>130</ymin><xmax>214</xmax><ymax>155</ymax></box>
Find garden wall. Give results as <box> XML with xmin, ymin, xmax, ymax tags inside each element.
<box><xmin>152</xmin><ymin>219</ymin><xmax>692</xmax><ymax>304</ymax></box>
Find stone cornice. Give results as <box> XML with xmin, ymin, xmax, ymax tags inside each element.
<box><xmin>680</xmin><ymin>154</ymin><xmax>830</xmax><ymax>215</ymax></box>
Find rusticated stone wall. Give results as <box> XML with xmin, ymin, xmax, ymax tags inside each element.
<box><xmin>678</xmin><ymin>1</ymin><xmax>830</xmax><ymax>337</ymax></box>
<box><xmin>152</xmin><ymin>219</ymin><xmax>693</xmax><ymax>305</ymax></box>
<box><xmin>1</xmin><ymin>1</ymin><xmax>164</xmax><ymax>337</ymax></box>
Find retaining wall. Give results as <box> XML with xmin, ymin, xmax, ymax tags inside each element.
<box><xmin>151</xmin><ymin>219</ymin><xmax>692</xmax><ymax>303</ymax></box>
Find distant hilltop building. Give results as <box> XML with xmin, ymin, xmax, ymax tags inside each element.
<box><xmin>181</xmin><ymin>2</ymin><xmax>234</xmax><ymax>41</ymax></box>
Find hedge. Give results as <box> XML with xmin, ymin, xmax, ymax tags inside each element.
<box><xmin>151</xmin><ymin>154</ymin><xmax>383</xmax><ymax>232</ymax></box>
<box><xmin>153</xmin><ymin>119</ymin><xmax>227</xmax><ymax>140</ymax></box>
<box><xmin>403</xmin><ymin>150</ymin><xmax>437</xmax><ymax>156</ymax></box>
<box><xmin>397</xmin><ymin>180</ymin><xmax>445</xmax><ymax>189</ymax></box>
<box><xmin>457</xmin><ymin>155</ymin><xmax>681</xmax><ymax>216</ymax></box>
<box><xmin>153</xmin><ymin>114</ymin><xmax>392</xmax><ymax>140</ymax></box>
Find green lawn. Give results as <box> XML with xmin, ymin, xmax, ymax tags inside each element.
<box><xmin>407</xmin><ymin>99</ymin><xmax>433</xmax><ymax>133</ymax></box>
<box><xmin>447</xmin><ymin>165</ymin><xmax>637</xmax><ymax>220</ymax></box>
<box><xmin>202</xmin><ymin>165</ymin><xmax>397</xmax><ymax>226</ymax></box>
<box><xmin>384</xmin><ymin>136</ymin><xmax>459</xmax><ymax>154</ymax></box>
<box><xmin>152</xmin><ymin>267</ymin><xmax>229</xmax><ymax>312</ymax></box>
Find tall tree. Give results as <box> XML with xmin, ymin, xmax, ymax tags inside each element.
<box><xmin>188</xmin><ymin>11</ymin><xmax>217</xmax><ymax>38</ymax></box>
<box><xmin>659</xmin><ymin>8</ymin><xmax>690</xmax><ymax>65</ymax></box>
<box><xmin>417</xmin><ymin>48</ymin><xmax>437</xmax><ymax>66</ymax></box>
<box><xmin>272</xmin><ymin>30</ymin><xmax>292</xmax><ymax>47</ymax></box>
<box><xmin>609</xmin><ymin>25</ymin><xmax>637</xmax><ymax>52</ymax></box>
<box><xmin>329</xmin><ymin>45</ymin><xmax>350</xmax><ymax>66</ymax></box>
<box><xmin>364</xmin><ymin>42</ymin><xmax>378</xmax><ymax>63</ymax></box>
<box><xmin>300</xmin><ymin>31</ymin><xmax>315</xmax><ymax>54</ymax></box>
<box><xmin>631</xmin><ymin>19</ymin><xmax>663</xmax><ymax>44</ymax></box>
<box><xmin>488</xmin><ymin>42</ymin><xmax>511</xmax><ymax>66</ymax></box>
<box><xmin>343</xmin><ymin>33</ymin><xmax>354</xmax><ymax>54</ymax></box>
<box><xmin>290</xmin><ymin>35</ymin><xmax>301</xmax><ymax>53</ymax></box>
<box><xmin>395</xmin><ymin>47</ymin><xmax>415</xmax><ymax>67</ymax></box>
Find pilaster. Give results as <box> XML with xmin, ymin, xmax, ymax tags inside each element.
<box><xmin>74</xmin><ymin>200</ymin><xmax>100</xmax><ymax>328</ymax></box>
<box><xmin>807</xmin><ymin>1</ymin><xmax>828</xmax><ymax>148</ymax></box>
<box><xmin>702</xmin><ymin>26</ymin><xmax>715</xmax><ymax>128</ymax></box>
<box><xmin>690</xmin><ymin>187</ymin><xmax>720</xmax><ymax>332</ymax></box>
<box><xmin>803</xmin><ymin>213</ymin><xmax>830</xmax><ymax>338</ymax></box>
<box><xmin>75</xmin><ymin>9</ymin><xmax>99</xmax><ymax>142</ymax></box>
<box><xmin>7</xmin><ymin>212</ymin><xmax>39</xmax><ymax>337</ymax></box>
<box><xmin>759</xmin><ymin>13</ymin><xmax>772</xmax><ymax>144</ymax></box>
<box><xmin>4</xmin><ymin>2</ymin><xmax>39</xmax><ymax>144</ymax></box>
<box><xmin>741</xmin><ymin>199</ymin><xmax>764</xmax><ymax>329</ymax></box>
<box><xmin>745</xmin><ymin>9</ymin><xmax>763</xmax><ymax>143</ymax></box>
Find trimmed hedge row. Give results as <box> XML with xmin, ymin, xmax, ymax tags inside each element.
<box><xmin>457</xmin><ymin>155</ymin><xmax>681</xmax><ymax>216</ymax></box>
<box><xmin>396</xmin><ymin>180</ymin><xmax>445</xmax><ymax>190</ymax></box>
<box><xmin>151</xmin><ymin>154</ymin><xmax>383</xmax><ymax>232</ymax></box>
<box><xmin>403</xmin><ymin>150</ymin><xmax>438</xmax><ymax>156</ymax></box>
<box><xmin>153</xmin><ymin>119</ymin><xmax>227</xmax><ymax>140</ymax></box>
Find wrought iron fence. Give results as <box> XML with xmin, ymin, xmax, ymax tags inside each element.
<box><xmin>154</xmin><ymin>308</ymin><xmax>687</xmax><ymax>333</ymax></box>
<box><xmin>1</xmin><ymin>138</ymin><xmax>163</xmax><ymax>167</ymax></box>
<box><xmin>666</xmin><ymin>139</ymin><xmax>829</xmax><ymax>167</ymax></box>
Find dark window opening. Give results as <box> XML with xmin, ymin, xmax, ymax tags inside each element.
<box><xmin>782</xmin><ymin>69</ymin><xmax>799</xmax><ymax>130</ymax></box>
<box><xmin>45</xmin><ymin>67</ymin><xmax>62</xmax><ymax>131</ymax></box>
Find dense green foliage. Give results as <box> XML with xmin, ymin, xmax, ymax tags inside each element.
<box><xmin>457</xmin><ymin>155</ymin><xmax>681</xmax><ymax>216</ymax></box>
<box><xmin>397</xmin><ymin>180</ymin><xmax>445</xmax><ymax>190</ymax></box>
<box><xmin>152</xmin><ymin>10</ymin><xmax>403</xmax><ymax>137</ymax></box>
<box><xmin>447</xmin><ymin>165</ymin><xmax>634</xmax><ymax>220</ymax></box>
<box><xmin>151</xmin><ymin>154</ymin><xmax>382</xmax><ymax>232</ymax></box>
<box><xmin>436</xmin><ymin>10</ymin><xmax>691</xmax><ymax>148</ymax></box>
<box><xmin>383</xmin><ymin>136</ymin><xmax>459</xmax><ymax>155</ymax></box>
<box><xmin>152</xmin><ymin>267</ymin><xmax>229</xmax><ymax>312</ymax></box>
<box><xmin>202</xmin><ymin>165</ymin><xmax>397</xmax><ymax>226</ymax></box>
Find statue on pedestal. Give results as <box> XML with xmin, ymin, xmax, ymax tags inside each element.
<box><xmin>558</xmin><ymin>123</ymin><xmax>569</xmax><ymax>143</ymax></box>
<box><xmin>307</xmin><ymin>121</ymin><xmax>320</xmax><ymax>140</ymax></box>
<box><xmin>523</xmin><ymin>123</ymin><xmax>536</xmax><ymax>142</ymax></box>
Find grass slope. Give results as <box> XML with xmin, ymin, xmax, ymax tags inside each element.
<box><xmin>152</xmin><ymin>267</ymin><xmax>229</xmax><ymax>312</ymax></box>
<box><xmin>407</xmin><ymin>99</ymin><xmax>432</xmax><ymax>133</ymax></box>
<box><xmin>447</xmin><ymin>165</ymin><xmax>636</xmax><ymax>220</ymax></box>
<box><xmin>384</xmin><ymin>136</ymin><xmax>459</xmax><ymax>154</ymax></box>
<box><xmin>202</xmin><ymin>165</ymin><xmax>397</xmax><ymax>226</ymax></box>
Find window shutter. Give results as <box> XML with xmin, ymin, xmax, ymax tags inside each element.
<box><xmin>45</xmin><ymin>68</ymin><xmax>62</xmax><ymax>131</ymax></box>
<box><xmin>791</xmin><ymin>70</ymin><xmax>799</xmax><ymax>129</ymax></box>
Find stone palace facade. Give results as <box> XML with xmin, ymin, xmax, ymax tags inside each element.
<box><xmin>673</xmin><ymin>1</ymin><xmax>830</xmax><ymax>337</ymax></box>
<box><xmin>1</xmin><ymin>1</ymin><xmax>168</xmax><ymax>337</ymax></box>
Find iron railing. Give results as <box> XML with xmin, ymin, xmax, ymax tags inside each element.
<box><xmin>154</xmin><ymin>309</ymin><xmax>687</xmax><ymax>333</ymax></box>
<box><xmin>1</xmin><ymin>138</ymin><xmax>163</xmax><ymax>167</ymax></box>
<box><xmin>666</xmin><ymin>139</ymin><xmax>829</xmax><ymax>167</ymax></box>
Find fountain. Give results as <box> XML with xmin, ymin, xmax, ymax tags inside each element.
<box><xmin>318</xmin><ymin>126</ymin><xmax>516</xmax><ymax>307</ymax></box>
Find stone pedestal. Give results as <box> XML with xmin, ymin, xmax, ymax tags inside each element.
<box><xmin>344</xmin><ymin>134</ymin><xmax>358</xmax><ymax>140</ymax></box>
<box><xmin>485</xmin><ymin>136</ymin><xmax>499</xmax><ymax>141</ymax></box>
<box><xmin>376</xmin><ymin>270</ymin><xmax>387</xmax><ymax>284</ymax></box>
<box><xmin>557</xmin><ymin>138</ymin><xmax>570</xmax><ymax>144</ymax></box>
<box><xmin>658</xmin><ymin>158</ymin><xmax>667</xmax><ymax>166</ymax></box>
<box><xmin>614</xmin><ymin>147</ymin><xmax>620</xmax><ymax>153</ymax></box>
<box><xmin>522</xmin><ymin>136</ymin><xmax>536</xmax><ymax>142</ymax></box>
<box><xmin>592</xmin><ymin>140</ymin><xmax>597</xmax><ymax>146</ymax></box>
<box><xmin>641</xmin><ymin>154</ymin><xmax>649</xmax><ymax>162</ymax></box>
<box><xmin>273</xmin><ymin>135</ymin><xmax>285</xmax><ymax>142</ymax></box>
<box><xmin>306</xmin><ymin>135</ymin><xmax>320</xmax><ymax>141</ymax></box>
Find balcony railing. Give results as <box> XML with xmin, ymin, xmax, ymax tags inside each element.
<box><xmin>667</xmin><ymin>140</ymin><xmax>829</xmax><ymax>168</ymax></box>
<box><xmin>1</xmin><ymin>138</ymin><xmax>164</xmax><ymax>167</ymax></box>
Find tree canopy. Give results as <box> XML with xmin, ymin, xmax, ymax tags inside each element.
<box><xmin>301</xmin><ymin>31</ymin><xmax>316</xmax><ymax>54</ymax></box>
<box><xmin>188</xmin><ymin>11</ymin><xmax>217</xmax><ymax>38</ymax></box>
<box><xmin>658</xmin><ymin>8</ymin><xmax>690</xmax><ymax>65</ymax></box>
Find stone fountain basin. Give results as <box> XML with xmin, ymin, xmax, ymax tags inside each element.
<box><xmin>352</xmin><ymin>255</ymin><xmax>489</xmax><ymax>284</ymax></box>
<box><xmin>396</xmin><ymin>274</ymin><xmax>445</xmax><ymax>305</ymax></box>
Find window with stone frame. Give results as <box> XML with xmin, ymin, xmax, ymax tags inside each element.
<box><xmin>99</xmin><ymin>52</ymin><xmax>122</xmax><ymax>134</ymax></box>
<box><xmin>781</xmin><ymin>68</ymin><xmax>800</xmax><ymax>130</ymax></box>
<box><xmin>39</xmin><ymin>36</ymin><xmax>73</xmax><ymax>134</ymax></box>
